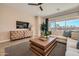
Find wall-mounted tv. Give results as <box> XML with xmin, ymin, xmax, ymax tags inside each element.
<box><xmin>16</xmin><ymin>21</ymin><xmax>29</xmax><ymax>29</ymax></box>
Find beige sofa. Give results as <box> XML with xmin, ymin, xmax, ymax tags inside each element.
<box><xmin>10</xmin><ymin>29</ymin><xmax>32</xmax><ymax>41</ymax></box>
<box><xmin>65</xmin><ymin>32</ymin><xmax>79</xmax><ymax>56</ymax></box>
<box><xmin>52</xmin><ymin>30</ymin><xmax>79</xmax><ymax>55</ymax></box>
<box><xmin>52</xmin><ymin>30</ymin><xmax>67</xmax><ymax>43</ymax></box>
<box><xmin>65</xmin><ymin>38</ymin><xmax>79</xmax><ymax>56</ymax></box>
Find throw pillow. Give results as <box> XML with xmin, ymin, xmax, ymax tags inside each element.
<box><xmin>63</xmin><ymin>31</ymin><xmax>71</xmax><ymax>37</ymax></box>
<box><xmin>77</xmin><ymin>41</ymin><xmax>79</xmax><ymax>49</ymax></box>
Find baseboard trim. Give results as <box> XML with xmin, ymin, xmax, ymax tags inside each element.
<box><xmin>0</xmin><ymin>40</ymin><xmax>10</xmax><ymax>43</ymax></box>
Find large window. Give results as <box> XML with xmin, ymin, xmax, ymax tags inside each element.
<box><xmin>66</xmin><ymin>19</ymin><xmax>79</xmax><ymax>30</ymax></box>
<box><xmin>48</xmin><ymin>21</ymin><xmax>56</xmax><ymax>32</ymax></box>
<box><xmin>49</xmin><ymin>19</ymin><xmax>79</xmax><ymax>31</ymax></box>
<box><xmin>56</xmin><ymin>21</ymin><xmax>65</xmax><ymax>30</ymax></box>
<box><xmin>49</xmin><ymin>21</ymin><xmax>55</xmax><ymax>28</ymax></box>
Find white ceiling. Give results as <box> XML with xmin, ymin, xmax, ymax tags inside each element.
<box><xmin>1</xmin><ymin>3</ymin><xmax>79</xmax><ymax>16</ymax></box>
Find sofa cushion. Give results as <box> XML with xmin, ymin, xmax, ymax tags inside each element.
<box><xmin>53</xmin><ymin>35</ymin><xmax>67</xmax><ymax>43</ymax></box>
<box><xmin>71</xmin><ymin>32</ymin><xmax>79</xmax><ymax>40</ymax></box>
<box><xmin>53</xmin><ymin>30</ymin><xmax>64</xmax><ymax>36</ymax></box>
<box><xmin>56</xmin><ymin>36</ymin><xmax>67</xmax><ymax>40</ymax></box>
<box><xmin>56</xmin><ymin>38</ymin><xmax>67</xmax><ymax>43</ymax></box>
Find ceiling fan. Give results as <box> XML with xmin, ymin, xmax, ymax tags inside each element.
<box><xmin>28</xmin><ymin>3</ymin><xmax>43</xmax><ymax>11</ymax></box>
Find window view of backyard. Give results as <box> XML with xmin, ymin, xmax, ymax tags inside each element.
<box><xmin>49</xmin><ymin>19</ymin><xmax>79</xmax><ymax>31</ymax></box>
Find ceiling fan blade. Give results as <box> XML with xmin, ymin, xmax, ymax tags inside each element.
<box><xmin>39</xmin><ymin>6</ymin><xmax>43</xmax><ymax>11</ymax></box>
<box><xmin>28</xmin><ymin>3</ymin><xmax>38</xmax><ymax>6</ymax></box>
<box><xmin>28</xmin><ymin>3</ymin><xmax>43</xmax><ymax>6</ymax></box>
<box><xmin>38</xmin><ymin>3</ymin><xmax>42</xmax><ymax>5</ymax></box>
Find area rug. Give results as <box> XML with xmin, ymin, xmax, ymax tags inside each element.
<box><xmin>5</xmin><ymin>41</ymin><xmax>66</xmax><ymax>56</ymax></box>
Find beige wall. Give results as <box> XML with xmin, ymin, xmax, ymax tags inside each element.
<box><xmin>0</xmin><ymin>5</ymin><xmax>38</xmax><ymax>43</ymax></box>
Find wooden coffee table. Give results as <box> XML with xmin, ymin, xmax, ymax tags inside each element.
<box><xmin>29</xmin><ymin>37</ymin><xmax>57</xmax><ymax>56</ymax></box>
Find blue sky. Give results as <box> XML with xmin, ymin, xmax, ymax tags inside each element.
<box><xmin>66</xmin><ymin>19</ymin><xmax>79</xmax><ymax>27</ymax></box>
<box><xmin>49</xmin><ymin>19</ymin><xmax>79</xmax><ymax>27</ymax></box>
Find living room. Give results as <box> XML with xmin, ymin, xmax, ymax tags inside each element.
<box><xmin>0</xmin><ymin>3</ymin><xmax>79</xmax><ymax>56</ymax></box>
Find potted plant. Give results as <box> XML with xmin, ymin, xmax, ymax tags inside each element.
<box><xmin>41</xmin><ymin>22</ymin><xmax>52</xmax><ymax>39</ymax></box>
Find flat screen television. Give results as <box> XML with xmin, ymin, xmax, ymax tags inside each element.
<box><xmin>16</xmin><ymin>21</ymin><xmax>29</xmax><ymax>29</ymax></box>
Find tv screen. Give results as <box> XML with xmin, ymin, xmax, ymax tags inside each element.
<box><xmin>16</xmin><ymin>21</ymin><xmax>29</xmax><ymax>29</ymax></box>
